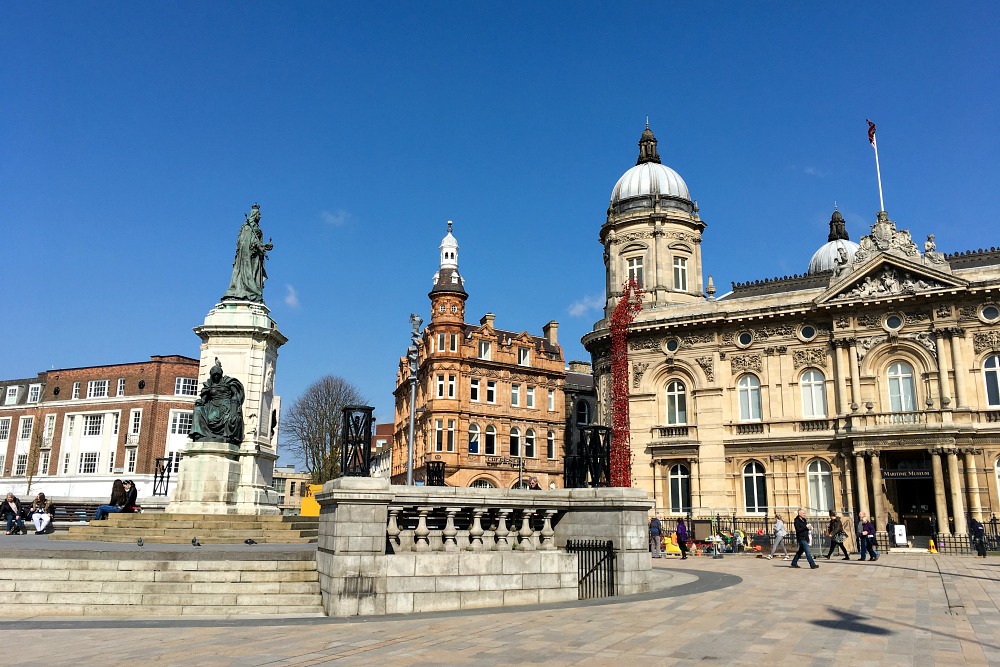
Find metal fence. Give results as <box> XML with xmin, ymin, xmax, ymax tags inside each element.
<box><xmin>566</xmin><ymin>539</ymin><xmax>616</xmax><ymax>599</ymax></box>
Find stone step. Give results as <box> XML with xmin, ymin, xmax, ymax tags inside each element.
<box><xmin>47</xmin><ymin>532</ymin><xmax>317</xmax><ymax>544</ymax></box>
<box><xmin>46</xmin><ymin>513</ymin><xmax>319</xmax><ymax>544</ymax></box>
<box><xmin>0</xmin><ymin>555</ymin><xmax>323</xmax><ymax>616</ymax></box>
<box><xmin>55</xmin><ymin>526</ymin><xmax>319</xmax><ymax>538</ymax></box>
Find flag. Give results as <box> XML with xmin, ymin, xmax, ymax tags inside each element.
<box><xmin>867</xmin><ymin>119</ymin><xmax>877</xmax><ymax>148</ymax></box>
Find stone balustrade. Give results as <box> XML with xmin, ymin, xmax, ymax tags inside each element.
<box><xmin>313</xmin><ymin>478</ymin><xmax>653</xmax><ymax>616</ymax></box>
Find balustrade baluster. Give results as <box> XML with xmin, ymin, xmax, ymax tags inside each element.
<box><xmin>468</xmin><ymin>509</ymin><xmax>485</xmax><ymax>551</ymax></box>
<box><xmin>518</xmin><ymin>510</ymin><xmax>536</xmax><ymax>551</ymax></box>
<box><xmin>414</xmin><ymin>507</ymin><xmax>432</xmax><ymax>552</ymax></box>
<box><xmin>539</xmin><ymin>510</ymin><xmax>557</xmax><ymax>550</ymax></box>
<box><xmin>443</xmin><ymin>507</ymin><xmax>460</xmax><ymax>552</ymax></box>
<box><xmin>494</xmin><ymin>509</ymin><xmax>512</xmax><ymax>550</ymax></box>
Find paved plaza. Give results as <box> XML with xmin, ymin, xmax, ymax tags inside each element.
<box><xmin>3</xmin><ymin>551</ymin><xmax>998</xmax><ymax>666</ymax></box>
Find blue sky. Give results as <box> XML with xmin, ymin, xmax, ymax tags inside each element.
<box><xmin>3</xmin><ymin>3</ymin><xmax>998</xmax><ymax>467</ymax></box>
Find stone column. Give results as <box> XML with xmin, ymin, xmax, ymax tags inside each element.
<box><xmin>869</xmin><ymin>451</ymin><xmax>885</xmax><ymax>531</ymax></box>
<box><xmin>934</xmin><ymin>331</ymin><xmax>952</xmax><ymax>407</ymax></box>
<box><xmin>834</xmin><ymin>341</ymin><xmax>850</xmax><ymax>415</ymax></box>
<box><xmin>965</xmin><ymin>449</ymin><xmax>983</xmax><ymax>522</ymax></box>
<box><xmin>949</xmin><ymin>328</ymin><xmax>968</xmax><ymax>408</ymax></box>
<box><xmin>842</xmin><ymin>455</ymin><xmax>855</xmax><ymax>522</ymax></box>
<box><xmin>854</xmin><ymin>452</ymin><xmax>870</xmax><ymax>518</ymax></box>
<box><xmin>848</xmin><ymin>339</ymin><xmax>862</xmax><ymax>409</ymax></box>
<box><xmin>947</xmin><ymin>450</ymin><xmax>967</xmax><ymax>534</ymax></box>
<box><xmin>930</xmin><ymin>450</ymin><xmax>950</xmax><ymax>535</ymax></box>
<box><xmin>689</xmin><ymin>458</ymin><xmax>701</xmax><ymax>513</ymax></box>
<box><xmin>765</xmin><ymin>460</ymin><xmax>777</xmax><ymax>516</ymax></box>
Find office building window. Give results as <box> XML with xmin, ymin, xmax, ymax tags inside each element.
<box><xmin>175</xmin><ymin>378</ymin><xmax>198</xmax><ymax>396</ymax></box>
<box><xmin>79</xmin><ymin>452</ymin><xmax>99</xmax><ymax>474</ymax></box>
<box><xmin>87</xmin><ymin>380</ymin><xmax>109</xmax><ymax>399</ymax></box>
<box><xmin>470</xmin><ymin>378</ymin><xmax>480</xmax><ymax>402</ymax></box>
<box><xmin>83</xmin><ymin>414</ymin><xmax>103</xmax><ymax>437</ymax></box>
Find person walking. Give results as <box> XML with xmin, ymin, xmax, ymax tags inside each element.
<box><xmin>649</xmin><ymin>515</ymin><xmax>663</xmax><ymax>558</ymax></box>
<box><xmin>676</xmin><ymin>518</ymin><xmax>689</xmax><ymax>560</ymax></box>
<box><xmin>856</xmin><ymin>512</ymin><xmax>868</xmax><ymax>561</ymax></box>
<box><xmin>790</xmin><ymin>508</ymin><xmax>819</xmax><ymax>569</ymax></box>
<box><xmin>824</xmin><ymin>510</ymin><xmax>850</xmax><ymax>560</ymax></box>
<box><xmin>766</xmin><ymin>514</ymin><xmax>789</xmax><ymax>560</ymax></box>
<box><xmin>860</xmin><ymin>513</ymin><xmax>879</xmax><ymax>561</ymax></box>
<box><xmin>970</xmin><ymin>516</ymin><xmax>987</xmax><ymax>558</ymax></box>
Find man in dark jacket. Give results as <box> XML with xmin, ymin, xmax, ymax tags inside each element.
<box><xmin>971</xmin><ymin>517</ymin><xmax>988</xmax><ymax>558</ymax></box>
<box><xmin>649</xmin><ymin>515</ymin><xmax>663</xmax><ymax>558</ymax></box>
<box><xmin>790</xmin><ymin>507</ymin><xmax>819</xmax><ymax>569</ymax></box>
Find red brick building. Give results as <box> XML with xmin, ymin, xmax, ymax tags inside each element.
<box><xmin>0</xmin><ymin>355</ymin><xmax>199</xmax><ymax>500</ymax></box>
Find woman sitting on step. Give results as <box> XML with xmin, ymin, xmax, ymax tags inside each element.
<box><xmin>30</xmin><ymin>492</ymin><xmax>55</xmax><ymax>534</ymax></box>
<box><xmin>94</xmin><ymin>479</ymin><xmax>129</xmax><ymax>521</ymax></box>
<box><xmin>2</xmin><ymin>493</ymin><xmax>25</xmax><ymax>535</ymax></box>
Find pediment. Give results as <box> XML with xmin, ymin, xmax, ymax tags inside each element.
<box><xmin>816</xmin><ymin>254</ymin><xmax>967</xmax><ymax>306</ymax></box>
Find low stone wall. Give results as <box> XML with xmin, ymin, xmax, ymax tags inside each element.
<box><xmin>315</xmin><ymin>478</ymin><xmax>652</xmax><ymax>616</ymax></box>
<box><xmin>319</xmin><ymin>551</ymin><xmax>577</xmax><ymax>616</ymax></box>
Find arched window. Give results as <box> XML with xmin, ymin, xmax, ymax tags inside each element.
<box><xmin>887</xmin><ymin>361</ymin><xmax>917</xmax><ymax>412</ymax></box>
<box><xmin>484</xmin><ymin>425</ymin><xmax>496</xmax><ymax>455</ymax></box>
<box><xmin>985</xmin><ymin>354</ymin><xmax>1000</xmax><ymax>408</ymax></box>
<box><xmin>512</xmin><ymin>479</ymin><xmax>529</xmax><ymax>489</ymax></box>
<box><xmin>665</xmin><ymin>380</ymin><xmax>687</xmax><ymax>425</ymax></box>
<box><xmin>743</xmin><ymin>461</ymin><xmax>768</xmax><ymax>514</ymax></box>
<box><xmin>546</xmin><ymin>431</ymin><xmax>555</xmax><ymax>459</ymax></box>
<box><xmin>575</xmin><ymin>401</ymin><xmax>591</xmax><ymax>425</ymax></box>
<box><xmin>470</xmin><ymin>478</ymin><xmax>495</xmax><ymax>488</ymax></box>
<box><xmin>468</xmin><ymin>423</ymin><xmax>480</xmax><ymax>454</ymax></box>
<box><xmin>800</xmin><ymin>369</ymin><xmax>827</xmax><ymax>418</ymax></box>
<box><xmin>807</xmin><ymin>459</ymin><xmax>834</xmax><ymax>514</ymax></box>
<box><xmin>509</xmin><ymin>427</ymin><xmax>520</xmax><ymax>457</ymax></box>
<box><xmin>524</xmin><ymin>429</ymin><xmax>536</xmax><ymax>458</ymax></box>
<box><xmin>668</xmin><ymin>463</ymin><xmax>691</xmax><ymax>514</ymax></box>
<box><xmin>738</xmin><ymin>375</ymin><xmax>762</xmax><ymax>421</ymax></box>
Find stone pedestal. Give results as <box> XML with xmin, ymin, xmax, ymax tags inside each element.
<box><xmin>168</xmin><ymin>300</ymin><xmax>287</xmax><ymax>515</ymax></box>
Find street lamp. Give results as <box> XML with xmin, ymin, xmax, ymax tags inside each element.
<box><xmin>406</xmin><ymin>313</ymin><xmax>423</xmax><ymax>485</ymax></box>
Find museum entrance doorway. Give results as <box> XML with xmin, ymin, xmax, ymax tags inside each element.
<box><xmin>883</xmin><ymin>452</ymin><xmax>936</xmax><ymax>540</ymax></box>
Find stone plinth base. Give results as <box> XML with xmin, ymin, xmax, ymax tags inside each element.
<box><xmin>167</xmin><ymin>441</ymin><xmax>242</xmax><ymax>515</ymax></box>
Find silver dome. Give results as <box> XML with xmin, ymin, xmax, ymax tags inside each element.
<box><xmin>611</xmin><ymin>162</ymin><xmax>691</xmax><ymax>206</ymax></box>
<box><xmin>808</xmin><ymin>239</ymin><xmax>860</xmax><ymax>275</ymax></box>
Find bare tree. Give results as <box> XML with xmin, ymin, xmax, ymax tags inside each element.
<box><xmin>282</xmin><ymin>375</ymin><xmax>367</xmax><ymax>484</ymax></box>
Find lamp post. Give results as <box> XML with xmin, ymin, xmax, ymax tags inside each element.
<box><xmin>406</xmin><ymin>313</ymin><xmax>423</xmax><ymax>486</ymax></box>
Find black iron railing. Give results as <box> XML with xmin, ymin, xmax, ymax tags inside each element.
<box><xmin>566</xmin><ymin>539</ymin><xmax>616</xmax><ymax>599</ymax></box>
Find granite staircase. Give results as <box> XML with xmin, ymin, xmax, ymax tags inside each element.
<box><xmin>0</xmin><ymin>547</ymin><xmax>323</xmax><ymax>616</ymax></box>
<box><xmin>47</xmin><ymin>512</ymin><xmax>319</xmax><ymax>544</ymax></box>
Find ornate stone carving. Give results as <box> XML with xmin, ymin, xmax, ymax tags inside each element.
<box><xmin>632</xmin><ymin>362</ymin><xmax>649</xmax><ymax>389</ymax></box>
<box><xmin>852</xmin><ymin>211</ymin><xmax>920</xmax><ymax>264</ymax></box>
<box><xmin>936</xmin><ymin>305</ymin><xmax>952</xmax><ymax>318</ymax></box>
<box><xmin>681</xmin><ymin>333</ymin><xmax>715</xmax><ymax>345</ymax></box>
<box><xmin>835</xmin><ymin>317</ymin><xmax>851</xmax><ymax>329</ymax></box>
<box><xmin>904</xmin><ymin>331</ymin><xmax>937</xmax><ymax>357</ymax></box>
<box><xmin>614</xmin><ymin>231</ymin><xmax>654</xmax><ymax>243</ymax></box>
<box><xmin>855</xmin><ymin>335</ymin><xmax>887</xmax><ymax>362</ymax></box>
<box><xmin>731</xmin><ymin>354</ymin><xmax>762</xmax><ymax>374</ymax></box>
<box><xmin>763</xmin><ymin>346</ymin><xmax>787</xmax><ymax>355</ymax></box>
<box><xmin>754</xmin><ymin>325</ymin><xmax>794</xmax><ymax>341</ymax></box>
<box><xmin>793</xmin><ymin>348</ymin><xmax>827</xmax><ymax>369</ymax></box>
<box><xmin>959</xmin><ymin>306</ymin><xmax>978</xmax><ymax>321</ymax></box>
<box><xmin>835</xmin><ymin>267</ymin><xmax>944</xmax><ymax>301</ymax></box>
<box><xmin>973</xmin><ymin>331</ymin><xmax>1000</xmax><ymax>354</ymax></box>
<box><xmin>857</xmin><ymin>314</ymin><xmax>881</xmax><ymax>328</ymax></box>
<box><xmin>903</xmin><ymin>310</ymin><xmax>930</xmax><ymax>322</ymax></box>
<box><xmin>696</xmin><ymin>356</ymin><xmax>715</xmax><ymax>382</ymax></box>
<box><xmin>721</xmin><ymin>332</ymin><xmax>735</xmax><ymax>345</ymax></box>
<box><xmin>628</xmin><ymin>337</ymin><xmax>661</xmax><ymax>351</ymax></box>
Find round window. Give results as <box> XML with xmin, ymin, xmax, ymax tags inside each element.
<box><xmin>738</xmin><ymin>332</ymin><xmax>753</xmax><ymax>346</ymax></box>
<box><xmin>800</xmin><ymin>325</ymin><xmax>816</xmax><ymax>341</ymax></box>
<box><xmin>982</xmin><ymin>305</ymin><xmax>1000</xmax><ymax>322</ymax></box>
<box><xmin>885</xmin><ymin>314</ymin><xmax>904</xmax><ymax>330</ymax></box>
<box><xmin>666</xmin><ymin>338</ymin><xmax>680</xmax><ymax>352</ymax></box>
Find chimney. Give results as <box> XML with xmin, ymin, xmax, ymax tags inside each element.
<box><xmin>542</xmin><ymin>320</ymin><xmax>558</xmax><ymax>346</ymax></box>
<box><xmin>568</xmin><ymin>360</ymin><xmax>592</xmax><ymax>374</ymax></box>
<box><xmin>480</xmin><ymin>313</ymin><xmax>495</xmax><ymax>328</ymax></box>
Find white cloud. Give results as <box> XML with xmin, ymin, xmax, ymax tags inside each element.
<box><xmin>321</xmin><ymin>209</ymin><xmax>352</xmax><ymax>226</ymax></box>
<box><xmin>284</xmin><ymin>284</ymin><xmax>300</xmax><ymax>308</ymax></box>
<box><xmin>802</xmin><ymin>166</ymin><xmax>826</xmax><ymax>177</ymax></box>
<box><xmin>568</xmin><ymin>294</ymin><xmax>604</xmax><ymax>317</ymax></box>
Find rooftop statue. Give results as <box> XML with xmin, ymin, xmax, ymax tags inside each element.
<box><xmin>222</xmin><ymin>203</ymin><xmax>273</xmax><ymax>303</ymax></box>
<box><xmin>189</xmin><ymin>359</ymin><xmax>245</xmax><ymax>445</ymax></box>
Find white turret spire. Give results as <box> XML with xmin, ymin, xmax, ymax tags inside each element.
<box><xmin>439</xmin><ymin>220</ymin><xmax>459</xmax><ymax>270</ymax></box>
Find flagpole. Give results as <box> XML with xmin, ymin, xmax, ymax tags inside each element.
<box><xmin>873</xmin><ymin>135</ymin><xmax>885</xmax><ymax>212</ymax></box>
<box><xmin>867</xmin><ymin>119</ymin><xmax>885</xmax><ymax>212</ymax></box>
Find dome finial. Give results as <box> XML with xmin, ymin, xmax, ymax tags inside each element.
<box><xmin>637</xmin><ymin>122</ymin><xmax>661</xmax><ymax>165</ymax></box>
<box><xmin>828</xmin><ymin>207</ymin><xmax>849</xmax><ymax>242</ymax></box>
